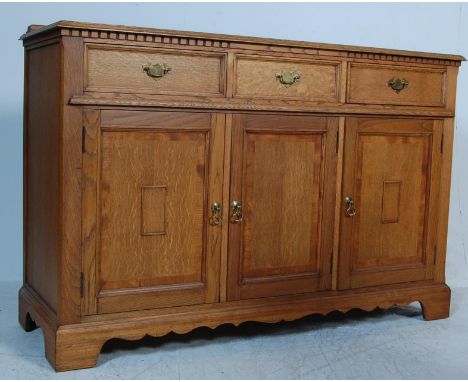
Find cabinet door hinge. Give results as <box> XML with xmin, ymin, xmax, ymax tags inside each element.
<box><xmin>82</xmin><ymin>126</ymin><xmax>86</xmax><ymax>153</ymax></box>
<box><xmin>80</xmin><ymin>272</ymin><xmax>84</xmax><ymax>298</ymax></box>
<box><xmin>336</xmin><ymin>131</ymin><xmax>339</xmax><ymax>154</ymax></box>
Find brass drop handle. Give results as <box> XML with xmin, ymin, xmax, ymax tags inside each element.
<box><xmin>209</xmin><ymin>202</ymin><xmax>223</xmax><ymax>226</ymax></box>
<box><xmin>276</xmin><ymin>71</ymin><xmax>301</xmax><ymax>86</ymax></box>
<box><xmin>344</xmin><ymin>196</ymin><xmax>357</xmax><ymax>217</ymax></box>
<box><xmin>388</xmin><ymin>77</ymin><xmax>409</xmax><ymax>93</ymax></box>
<box><xmin>142</xmin><ymin>63</ymin><xmax>171</xmax><ymax>79</ymax></box>
<box><xmin>230</xmin><ymin>201</ymin><xmax>243</xmax><ymax>223</ymax></box>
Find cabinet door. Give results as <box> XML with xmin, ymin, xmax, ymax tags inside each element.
<box><xmin>81</xmin><ymin>110</ymin><xmax>224</xmax><ymax>315</ymax></box>
<box><xmin>227</xmin><ymin>114</ymin><xmax>338</xmax><ymax>300</ymax></box>
<box><xmin>338</xmin><ymin>118</ymin><xmax>442</xmax><ymax>289</ymax></box>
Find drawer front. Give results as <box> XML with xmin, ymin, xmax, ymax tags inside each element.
<box><xmin>234</xmin><ymin>55</ymin><xmax>340</xmax><ymax>102</ymax></box>
<box><xmin>347</xmin><ymin>63</ymin><xmax>446</xmax><ymax>107</ymax></box>
<box><xmin>85</xmin><ymin>45</ymin><xmax>226</xmax><ymax>97</ymax></box>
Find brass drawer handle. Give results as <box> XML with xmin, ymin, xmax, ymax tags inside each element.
<box><xmin>209</xmin><ymin>202</ymin><xmax>223</xmax><ymax>226</ymax></box>
<box><xmin>142</xmin><ymin>63</ymin><xmax>171</xmax><ymax>79</ymax></box>
<box><xmin>230</xmin><ymin>201</ymin><xmax>243</xmax><ymax>223</ymax></box>
<box><xmin>344</xmin><ymin>196</ymin><xmax>357</xmax><ymax>217</ymax></box>
<box><xmin>276</xmin><ymin>71</ymin><xmax>301</xmax><ymax>87</ymax></box>
<box><xmin>388</xmin><ymin>77</ymin><xmax>409</xmax><ymax>93</ymax></box>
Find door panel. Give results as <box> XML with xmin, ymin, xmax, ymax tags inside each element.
<box><xmin>227</xmin><ymin>114</ymin><xmax>338</xmax><ymax>300</ymax></box>
<box><xmin>82</xmin><ymin>110</ymin><xmax>224</xmax><ymax>315</ymax></box>
<box><xmin>100</xmin><ymin>130</ymin><xmax>206</xmax><ymax>290</ymax></box>
<box><xmin>338</xmin><ymin>118</ymin><xmax>442</xmax><ymax>289</ymax></box>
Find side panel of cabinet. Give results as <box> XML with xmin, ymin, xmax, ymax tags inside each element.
<box><xmin>227</xmin><ymin>114</ymin><xmax>338</xmax><ymax>300</ymax></box>
<box><xmin>338</xmin><ymin>118</ymin><xmax>442</xmax><ymax>289</ymax></box>
<box><xmin>82</xmin><ymin>110</ymin><xmax>224</xmax><ymax>315</ymax></box>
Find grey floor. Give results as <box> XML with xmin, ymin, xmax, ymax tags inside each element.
<box><xmin>1</xmin><ymin>281</ymin><xmax>468</xmax><ymax>379</ymax></box>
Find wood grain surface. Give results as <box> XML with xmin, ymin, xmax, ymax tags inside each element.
<box><xmin>227</xmin><ymin>114</ymin><xmax>337</xmax><ymax>300</ymax></box>
<box><xmin>234</xmin><ymin>55</ymin><xmax>339</xmax><ymax>101</ymax></box>
<box><xmin>19</xmin><ymin>281</ymin><xmax>451</xmax><ymax>371</ymax></box>
<box><xmin>81</xmin><ymin>110</ymin><xmax>224</xmax><ymax>314</ymax></box>
<box><xmin>21</xmin><ymin>20</ymin><xmax>465</xmax><ymax>63</ymax></box>
<box><xmin>24</xmin><ymin>41</ymin><xmax>61</xmax><ymax>313</ymax></box>
<box><xmin>86</xmin><ymin>45</ymin><xmax>226</xmax><ymax>97</ymax></box>
<box><xmin>338</xmin><ymin>118</ymin><xmax>442</xmax><ymax>289</ymax></box>
<box><xmin>347</xmin><ymin>63</ymin><xmax>447</xmax><ymax>107</ymax></box>
<box><xmin>20</xmin><ymin>21</ymin><xmax>461</xmax><ymax>372</ymax></box>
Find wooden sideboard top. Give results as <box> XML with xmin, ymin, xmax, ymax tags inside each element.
<box><xmin>21</xmin><ymin>20</ymin><xmax>465</xmax><ymax>64</ymax></box>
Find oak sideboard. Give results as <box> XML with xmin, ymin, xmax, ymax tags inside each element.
<box><xmin>19</xmin><ymin>21</ymin><xmax>464</xmax><ymax>371</ymax></box>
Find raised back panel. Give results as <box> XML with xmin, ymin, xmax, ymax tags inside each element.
<box><xmin>141</xmin><ymin>185</ymin><xmax>167</xmax><ymax>236</ymax></box>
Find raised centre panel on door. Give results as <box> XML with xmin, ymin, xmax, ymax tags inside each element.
<box><xmin>227</xmin><ymin>114</ymin><xmax>338</xmax><ymax>300</ymax></box>
<box><xmin>338</xmin><ymin>118</ymin><xmax>443</xmax><ymax>290</ymax></box>
<box><xmin>81</xmin><ymin>109</ymin><xmax>225</xmax><ymax>315</ymax></box>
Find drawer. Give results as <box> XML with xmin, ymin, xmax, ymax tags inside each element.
<box><xmin>347</xmin><ymin>63</ymin><xmax>447</xmax><ymax>107</ymax></box>
<box><xmin>85</xmin><ymin>45</ymin><xmax>226</xmax><ymax>97</ymax></box>
<box><xmin>234</xmin><ymin>55</ymin><xmax>340</xmax><ymax>102</ymax></box>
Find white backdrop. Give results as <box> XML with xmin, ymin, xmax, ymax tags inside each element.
<box><xmin>0</xmin><ymin>2</ymin><xmax>467</xmax><ymax>286</ymax></box>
